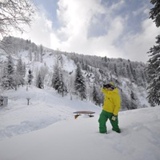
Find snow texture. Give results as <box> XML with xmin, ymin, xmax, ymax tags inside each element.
<box><xmin>0</xmin><ymin>87</ymin><xmax>160</xmax><ymax>160</ymax></box>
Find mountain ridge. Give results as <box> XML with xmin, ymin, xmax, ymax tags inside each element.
<box><xmin>0</xmin><ymin>36</ymin><xmax>149</xmax><ymax>110</ymax></box>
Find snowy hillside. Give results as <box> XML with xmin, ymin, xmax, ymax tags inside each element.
<box><xmin>0</xmin><ymin>87</ymin><xmax>160</xmax><ymax>160</ymax></box>
<box><xmin>0</xmin><ymin>36</ymin><xmax>149</xmax><ymax>110</ymax></box>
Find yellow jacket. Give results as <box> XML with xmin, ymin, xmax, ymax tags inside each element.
<box><xmin>101</xmin><ymin>87</ymin><xmax>121</xmax><ymax>115</ymax></box>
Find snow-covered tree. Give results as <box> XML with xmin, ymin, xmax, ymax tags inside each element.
<box><xmin>146</xmin><ymin>0</ymin><xmax>160</xmax><ymax>106</ymax></box>
<box><xmin>51</xmin><ymin>54</ymin><xmax>67</xmax><ymax>96</ymax></box>
<box><xmin>40</xmin><ymin>66</ymin><xmax>48</xmax><ymax>82</ymax></box>
<box><xmin>52</xmin><ymin>64</ymin><xmax>60</xmax><ymax>91</ymax></box>
<box><xmin>147</xmin><ymin>35</ymin><xmax>160</xmax><ymax>106</ymax></box>
<box><xmin>74</xmin><ymin>63</ymin><xmax>86</xmax><ymax>100</ymax></box>
<box><xmin>27</xmin><ymin>69</ymin><xmax>33</xmax><ymax>85</ymax></box>
<box><xmin>16</xmin><ymin>58</ymin><xmax>25</xmax><ymax>86</ymax></box>
<box><xmin>36</xmin><ymin>72</ymin><xmax>44</xmax><ymax>89</ymax></box>
<box><xmin>130</xmin><ymin>91</ymin><xmax>137</xmax><ymax>109</ymax></box>
<box><xmin>121</xmin><ymin>91</ymin><xmax>132</xmax><ymax>110</ymax></box>
<box><xmin>51</xmin><ymin>64</ymin><xmax>67</xmax><ymax>96</ymax></box>
<box><xmin>150</xmin><ymin>0</ymin><xmax>160</xmax><ymax>27</ymax></box>
<box><xmin>57</xmin><ymin>73</ymin><xmax>67</xmax><ymax>97</ymax></box>
<box><xmin>114</xmin><ymin>64</ymin><xmax>118</xmax><ymax>77</ymax></box>
<box><xmin>0</xmin><ymin>0</ymin><xmax>34</xmax><ymax>37</ymax></box>
<box><xmin>29</xmin><ymin>48</ymin><xmax>32</xmax><ymax>61</ymax></box>
<box><xmin>92</xmin><ymin>85</ymin><xmax>102</xmax><ymax>106</ymax></box>
<box><xmin>39</xmin><ymin>45</ymin><xmax>43</xmax><ymax>63</ymax></box>
<box><xmin>1</xmin><ymin>55</ymin><xmax>16</xmax><ymax>89</ymax></box>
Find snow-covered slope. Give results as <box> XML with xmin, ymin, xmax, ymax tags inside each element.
<box><xmin>0</xmin><ymin>87</ymin><xmax>160</xmax><ymax>160</ymax></box>
<box><xmin>0</xmin><ymin>36</ymin><xmax>149</xmax><ymax>110</ymax></box>
<box><xmin>0</xmin><ymin>86</ymin><xmax>100</xmax><ymax>139</ymax></box>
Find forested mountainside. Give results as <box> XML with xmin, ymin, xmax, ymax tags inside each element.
<box><xmin>0</xmin><ymin>36</ymin><xmax>149</xmax><ymax>110</ymax></box>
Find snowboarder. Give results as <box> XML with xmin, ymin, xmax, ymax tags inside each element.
<box><xmin>98</xmin><ymin>82</ymin><xmax>121</xmax><ymax>133</ymax></box>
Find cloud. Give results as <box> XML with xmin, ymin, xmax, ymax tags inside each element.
<box><xmin>50</xmin><ymin>0</ymin><xmax>126</xmax><ymax>58</ymax></box>
<box><xmin>54</xmin><ymin>0</ymin><xmax>160</xmax><ymax>62</ymax></box>
<box><xmin>11</xmin><ymin>0</ymin><xmax>160</xmax><ymax>63</ymax></box>
<box><xmin>122</xmin><ymin>19</ymin><xmax>160</xmax><ymax>62</ymax></box>
<box><xmin>12</xmin><ymin>11</ymin><xmax>58</xmax><ymax>49</ymax></box>
<box><xmin>56</xmin><ymin>0</ymin><xmax>105</xmax><ymax>39</ymax></box>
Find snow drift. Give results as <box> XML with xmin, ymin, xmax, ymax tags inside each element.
<box><xmin>0</xmin><ymin>87</ymin><xmax>160</xmax><ymax>160</ymax></box>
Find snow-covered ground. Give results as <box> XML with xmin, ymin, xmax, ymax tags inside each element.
<box><xmin>0</xmin><ymin>87</ymin><xmax>160</xmax><ymax>160</ymax></box>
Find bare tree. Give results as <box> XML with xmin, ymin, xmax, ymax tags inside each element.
<box><xmin>0</xmin><ymin>0</ymin><xmax>34</xmax><ymax>37</ymax></box>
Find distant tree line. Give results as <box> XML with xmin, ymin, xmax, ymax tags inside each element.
<box><xmin>0</xmin><ymin>36</ymin><xmax>150</xmax><ymax>110</ymax></box>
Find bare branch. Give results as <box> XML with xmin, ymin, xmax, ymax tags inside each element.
<box><xmin>0</xmin><ymin>0</ymin><xmax>34</xmax><ymax>37</ymax></box>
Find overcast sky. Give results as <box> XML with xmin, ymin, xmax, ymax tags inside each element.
<box><xmin>14</xmin><ymin>0</ymin><xmax>160</xmax><ymax>62</ymax></box>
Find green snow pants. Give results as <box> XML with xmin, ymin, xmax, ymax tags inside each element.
<box><xmin>98</xmin><ymin>110</ymin><xmax>120</xmax><ymax>133</ymax></box>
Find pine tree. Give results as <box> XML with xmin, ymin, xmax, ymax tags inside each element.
<box><xmin>146</xmin><ymin>0</ymin><xmax>160</xmax><ymax>106</ymax></box>
<box><xmin>150</xmin><ymin>0</ymin><xmax>160</xmax><ymax>27</ymax></box>
<box><xmin>92</xmin><ymin>85</ymin><xmax>102</xmax><ymax>106</ymax></box>
<box><xmin>52</xmin><ymin>65</ymin><xmax>67</xmax><ymax>96</ymax></box>
<box><xmin>1</xmin><ymin>55</ymin><xmax>16</xmax><ymax>89</ymax></box>
<box><xmin>74</xmin><ymin>64</ymin><xmax>86</xmax><ymax>100</ymax></box>
<box><xmin>1</xmin><ymin>67</ymin><xmax>8</xmax><ymax>90</ymax></box>
<box><xmin>114</xmin><ymin>64</ymin><xmax>118</xmax><ymax>77</ymax></box>
<box><xmin>147</xmin><ymin>35</ymin><xmax>160</xmax><ymax>106</ymax></box>
<box><xmin>52</xmin><ymin>65</ymin><xmax>60</xmax><ymax>90</ymax></box>
<box><xmin>28</xmin><ymin>69</ymin><xmax>33</xmax><ymax>85</ymax></box>
<box><xmin>16</xmin><ymin>58</ymin><xmax>25</xmax><ymax>86</ymax></box>
<box><xmin>130</xmin><ymin>91</ymin><xmax>137</xmax><ymax>109</ymax></box>
<box><xmin>57</xmin><ymin>74</ymin><xmax>67</xmax><ymax>97</ymax></box>
<box><xmin>129</xmin><ymin>61</ymin><xmax>135</xmax><ymax>82</ymax></box>
<box><xmin>126</xmin><ymin>65</ymin><xmax>132</xmax><ymax>80</ymax></box>
<box><xmin>39</xmin><ymin>45</ymin><xmax>43</xmax><ymax>63</ymax></box>
<box><xmin>36</xmin><ymin>72</ymin><xmax>44</xmax><ymax>89</ymax></box>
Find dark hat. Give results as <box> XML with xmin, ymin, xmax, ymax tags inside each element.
<box><xmin>103</xmin><ymin>83</ymin><xmax>115</xmax><ymax>89</ymax></box>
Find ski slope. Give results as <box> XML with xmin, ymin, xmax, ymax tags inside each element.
<box><xmin>0</xmin><ymin>87</ymin><xmax>160</xmax><ymax>160</ymax></box>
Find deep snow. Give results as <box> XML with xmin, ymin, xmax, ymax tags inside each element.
<box><xmin>0</xmin><ymin>87</ymin><xmax>160</xmax><ymax>160</ymax></box>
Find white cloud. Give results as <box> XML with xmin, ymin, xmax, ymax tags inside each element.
<box><xmin>122</xmin><ymin>19</ymin><xmax>160</xmax><ymax>62</ymax></box>
<box><xmin>11</xmin><ymin>0</ymin><xmax>160</xmax><ymax>63</ymax></box>
<box><xmin>56</xmin><ymin>0</ymin><xmax>105</xmax><ymax>39</ymax></box>
<box><xmin>50</xmin><ymin>0</ymin><xmax>125</xmax><ymax>59</ymax></box>
<box><xmin>54</xmin><ymin>0</ymin><xmax>160</xmax><ymax>62</ymax></box>
<box><xmin>12</xmin><ymin>11</ymin><xmax>57</xmax><ymax>49</ymax></box>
